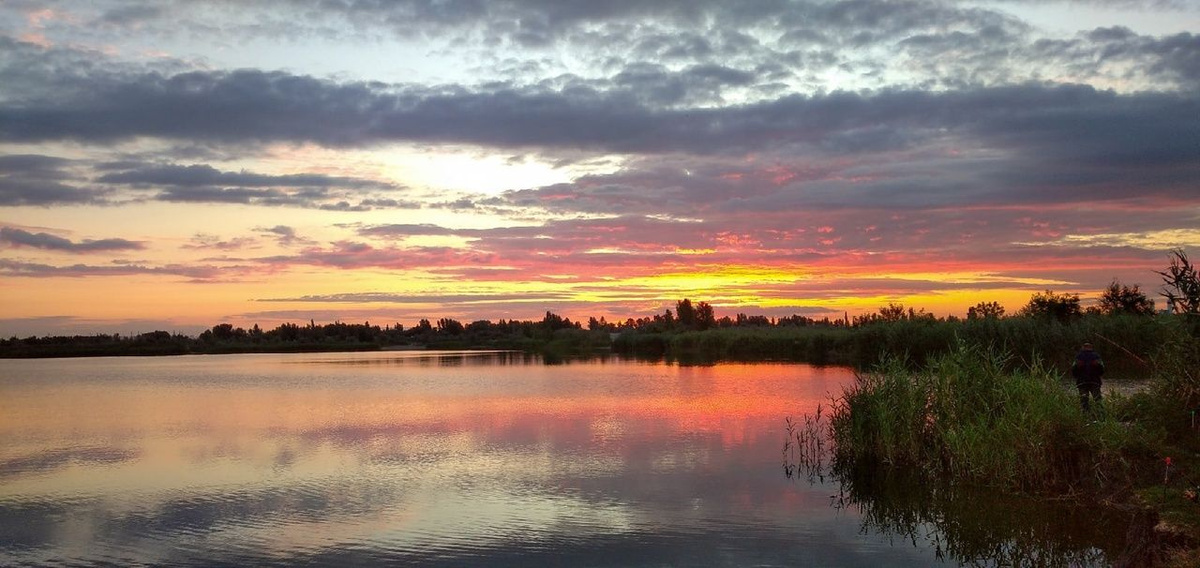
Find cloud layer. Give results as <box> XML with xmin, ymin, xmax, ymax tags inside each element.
<box><xmin>1</xmin><ymin>0</ymin><xmax>1198</xmax><ymax>333</ymax></box>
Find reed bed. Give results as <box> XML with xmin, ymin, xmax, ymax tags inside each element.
<box><xmin>825</xmin><ymin>341</ymin><xmax>1146</xmax><ymax>493</ymax></box>
<box><xmin>616</xmin><ymin>313</ymin><xmax>1178</xmax><ymax>374</ymax></box>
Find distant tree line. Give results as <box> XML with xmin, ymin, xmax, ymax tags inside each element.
<box><xmin>0</xmin><ymin>311</ymin><xmax>601</xmax><ymax>359</ymax></box>
<box><xmin>4</xmin><ymin>250</ymin><xmax>1197</xmax><ymax>364</ymax></box>
<box><xmin>613</xmin><ymin>250</ymin><xmax>1200</xmax><ymax>370</ymax></box>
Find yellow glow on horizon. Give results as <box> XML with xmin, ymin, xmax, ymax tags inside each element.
<box><xmin>869</xmin><ymin>271</ymin><xmax>1073</xmax><ymax>287</ymax></box>
<box><xmin>0</xmin><ymin>243</ymin><xmax>1125</xmax><ymax>334</ymax></box>
<box><xmin>1018</xmin><ymin>228</ymin><xmax>1200</xmax><ymax>250</ymax></box>
<box><xmin>570</xmin><ymin>267</ymin><xmax>804</xmax><ymax>303</ymax></box>
<box><xmin>619</xmin><ymin>266</ymin><xmax>805</xmax><ymax>287</ymax></box>
<box><xmin>583</xmin><ymin>247</ymin><xmax>717</xmax><ymax>255</ymax></box>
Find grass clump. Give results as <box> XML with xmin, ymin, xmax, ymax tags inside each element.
<box><xmin>804</xmin><ymin>330</ymin><xmax>1200</xmax><ymax>565</ymax></box>
<box><xmin>828</xmin><ymin>341</ymin><xmax>1144</xmax><ymax>493</ymax></box>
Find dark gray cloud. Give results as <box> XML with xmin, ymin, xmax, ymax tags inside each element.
<box><xmin>0</xmin><ymin>180</ymin><xmax>99</xmax><ymax>207</ymax></box>
<box><xmin>3</xmin><ymin>8</ymin><xmax>1198</xmax><ymax>182</ymax></box>
<box><xmin>154</xmin><ymin>186</ymin><xmax>272</xmax><ymax>204</ymax></box>
<box><xmin>0</xmin><ymin>154</ymin><xmax>103</xmax><ymax>206</ymax></box>
<box><xmin>183</xmin><ymin>233</ymin><xmax>260</xmax><ymax>251</ymax></box>
<box><xmin>495</xmin><ymin>102</ymin><xmax>1196</xmax><ymax>221</ymax></box>
<box><xmin>98</xmin><ymin>4</ymin><xmax>164</xmax><ymax>25</ymax></box>
<box><xmin>16</xmin><ymin>0</ymin><xmax>1189</xmax><ymax>38</ymax></box>
<box><xmin>0</xmin><ymin>258</ymin><xmax>224</xmax><ymax>280</ymax></box>
<box><xmin>0</xmin><ymin>154</ymin><xmax>71</xmax><ymax>175</ymax></box>
<box><xmin>177</xmin><ymin>0</ymin><xmax>1155</xmax><ymax>51</ymax></box>
<box><xmin>358</xmin><ymin>223</ymin><xmax>463</xmax><ymax>238</ymax></box>
<box><xmin>84</xmin><ymin>162</ymin><xmax>412</xmax><ymax>210</ymax></box>
<box><xmin>250</xmin><ymin>241</ymin><xmax>499</xmax><ymax>271</ymax></box>
<box><xmin>771</xmin><ymin>0</ymin><xmax>1029</xmax><ymax>50</ymax></box>
<box><xmin>1</xmin><ymin>0</ymin><xmax>1196</xmax><ymax>321</ymax></box>
<box><xmin>153</xmin><ymin>186</ymin><xmax>363</xmax><ymax>209</ymax></box>
<box><xmin>96</xmin><ymin>163</ymin><xmax>393</xmax><ymax>190</ymax></box>
<box><xmin>1020</xmin><ymin>30</ymin><xmax>1200</xmax><ymax>91</ymax></box>
<box><xmin>6</xmin><ymin>1</ymin><xmax>1189</xmax><ymax>99</ymax></box>
<box><xmin>4</xmin><ymin>57</ymin><xmax>1198</xmax><ymax>165</ymax></box>
<box><xmin>357</xmin><ymin>198</ymin><xmax>422</xmax><ymax>209</ymax></box>
<box><xmin>610</xmin><ymin>62</ymin><xmax>760</xmax><ymax>106</ymax></box>
<box><xmin>317</xmin><ymin>201</ymin><xmax>376</xmax><ymax>212</ymax></box>
<box><xmin>0</xmin><ymin>226</ymin><xmax>144</xmax><ymax>252</ymax></box>
<box><xmin>255</xmin><ymin>225</ymin><xmax>315</xmax><ymax>247</ymax></box>
<box><xmin>429</xmin><ymin>197</ymin><xmax>478</xmax><ymax>210</ymax></box>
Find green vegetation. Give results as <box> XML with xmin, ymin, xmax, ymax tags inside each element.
<box><xmin>0</xmin><ymin>312</ymin><xmax>610</xmax><ymax>359</ymax></box>
<box><xmin>805</xmin><ymin>327</ymin><xmax>1200</xmax><ymax>565</ymax></box>
<box><xmin>827</xmin><ymin>343</ymin><xmax>1146</xmax><ymax>492</ymax></box>
<box><xmin>6</xmin><ymin>250</ymin><xmax>1198</xmax><ymax>375</ymax></box>
<box><xmin>777</xmin><ymin>321</ymin><xmax>1200</xmax><ymax>564</ymax></box>
<box><xmin>614</xmin><ymin>309</ymin><xmax>1173</xmax><ymax>376</ymax></box>
<box><xmin>1158</xmin><ymin>248</ymin><xmax>1200</xmax><ymax>315</ymax></box>
<box><xmin>7</xmin><ymin>251</ymin><xmax>1200</xmax><ymax>562</ymax></box>
<box><xmin>0</xmin><ymin>291</ymin><xmax>1183</xmax><ymax>367</ymax></box>
<box><xmin>778</xmin><ymin>250</ymin><xmax>1200</xmax><ymax>565</ymax></box>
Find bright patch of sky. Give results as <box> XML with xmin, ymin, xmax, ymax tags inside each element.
<box><xmin>994</xmin><ymin>2</ymin><xmax>1200</xmax><ymax>36</ymax></box>
<box><xmin>385</xmin><ymin>148</ymin><xmax>575</xmax><ymax>194</ymax></box>
<box><xmin>180</xmin><ymin>38</ymin><xmax>465</xmax><ymax>85</ymax></box>
<box><xmin>1021</xmin><ymin>229</ymin><xmax>1200</xmax><ymax>249</ymax></box>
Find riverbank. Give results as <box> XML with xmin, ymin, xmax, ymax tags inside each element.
<box><xmin>5</xmin><ymin>311</ymin><xmax>1190</xmax><ymax>373</ymax></box>
<box><xmin>0</xmin><ymin>318</ymin><xmax>611</xmax><ymax>359</ymax></box>
<box><xmin>613</xmin><ymin>313</ymin><xmax>1180</xmax><ymax>373</ymax></box>
<box><xmin>791</xmin><ymin>338</ymin><xmax>1200</xmax><ymax>566</ymax></box>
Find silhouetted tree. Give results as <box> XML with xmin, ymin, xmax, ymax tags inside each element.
<box><xmin>587</xmin><ymin>316</ymin><xmax>614</xmax><ymax>332</ymax></box>
<box><xmin>738</xmin><ymin>313</ymin><xmax>771</xmax><ymax>326</ymax></box>
<box><xmin>879</xmin><ymin>303</ymin><xmax>907</xmax><ymax>323</ymax></box>
<box><xmin>1098</xmin><ymin>280</ymin><xmax>1155</xmax><ymax>316</ymax></box>
<box><xmin>466</xmin><ymin>320</ymin><xmax>494</xmax><ymax>333</ymax></box>
<box><xmin>276</xmin><ymin>323</ymin><xmax>300</xmax><ymax>341</ymax></box>
<box><xmin>676</xmin><ymin>299</ymin><xmax>696</xmax><ymax>329</ymax></box>
<box><xmin>542</xmin><ymin>311</ymin><xmax>575</xmax><ymax>331</ymax></box>
<box><xmin>653</xmin><ymin>309</ymin><xmax>675</xmax><ymax>331</ymax></box>
<box><xmin>967</xmin><ymin>301</ymin><xmax>1005</xmax><ymax>320</ymax></box>
<box><xmin>437</xmin><ymin>318</ymin><xmax>464</xmax><ymax>335</ymax></box>
<box><xmin>695</xmin><ymin>301</ymin><xmax>716</xmax><ymax>330</ymax></box>
<box><xmin>1019</xmin><ymin>290</ymin><xmax>1082</xmax><ymax>322</ymax></box>
<box><xmin>211</xmin><ymin>323</ymin><xmax>236</xmax><ymax>340</ymax></box>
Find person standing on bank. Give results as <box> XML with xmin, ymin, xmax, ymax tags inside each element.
<box><xmin>1072</xmin><ymin>342</ymin><xmax>1105</xmax><ymax>413</ymax></box>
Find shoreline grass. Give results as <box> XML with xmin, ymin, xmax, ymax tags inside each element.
<box><xmin>614</xmin><ymin>313</ymin><xmax>1179</xmax><ymax>375</ymax></box>
<box><xmin>790</xmin><ymin>329</ymin><xmax>1200</xmax><ymax>565</ymax></box>
<box><xmin>826</xmin><ymin>342</ymin><xmax>1147</xmax><ymax>493</ymax></box>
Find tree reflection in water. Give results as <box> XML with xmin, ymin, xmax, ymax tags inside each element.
<box><xmin>784</xmin><ymin>416</ymin><xmax>1151</xmax><ymax>567</ymax></box>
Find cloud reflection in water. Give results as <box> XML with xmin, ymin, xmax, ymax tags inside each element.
<box><xmin>1</xmin><ymin>352</ymin><xmax>934</xmax><ymax>566</ymax></box>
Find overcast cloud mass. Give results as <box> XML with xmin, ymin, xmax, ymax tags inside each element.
<box><xmin>1</xmin><ymin>0</ymin><xmax>1198</xmax><ymax>335</ymax></box>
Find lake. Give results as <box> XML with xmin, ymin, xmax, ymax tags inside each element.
<box><xmin>1</xmin><ymin>351</ymin><xmax>1128</xmax><ymax>566</ymax></box>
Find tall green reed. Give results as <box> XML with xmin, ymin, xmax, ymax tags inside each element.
<box><xmin>827</xmin><ymin>341</ymin><xmax>1141</xmax><ymax>492</ymax></box>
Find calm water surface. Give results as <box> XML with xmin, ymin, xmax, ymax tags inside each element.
<box><xmin>1</xmin><ymin>352</ymin><xmax>1120</xmax><ymax>566</ymax></box>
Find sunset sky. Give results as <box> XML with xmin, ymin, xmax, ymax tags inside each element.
<box><xmin>1</xmin><ymin>0</ymin><xmax>1198</xmax><ymax>336</ymax></box>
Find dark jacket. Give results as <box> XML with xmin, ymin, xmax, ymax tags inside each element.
<box><xmin>1071</xmin><ymin>349</ymin><xmax>1105</xmax><ymax>386</ymax></box>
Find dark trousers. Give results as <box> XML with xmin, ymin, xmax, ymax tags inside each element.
<box><xmin>1078</xmin><ymin>382</ymin><xmax>1103</xmax><ymax>413</ymax></box>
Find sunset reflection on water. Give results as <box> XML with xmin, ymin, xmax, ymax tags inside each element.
<box><xmin>1</xmin><ymin>352</ymin><xmax>946</xmax><ymax>567</ymax></box>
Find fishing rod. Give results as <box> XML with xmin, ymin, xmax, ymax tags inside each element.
<box><xmin>1092</xmin><ymin>332</ymin><xmax>1149</xmax><ymax>367</ymax></box>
